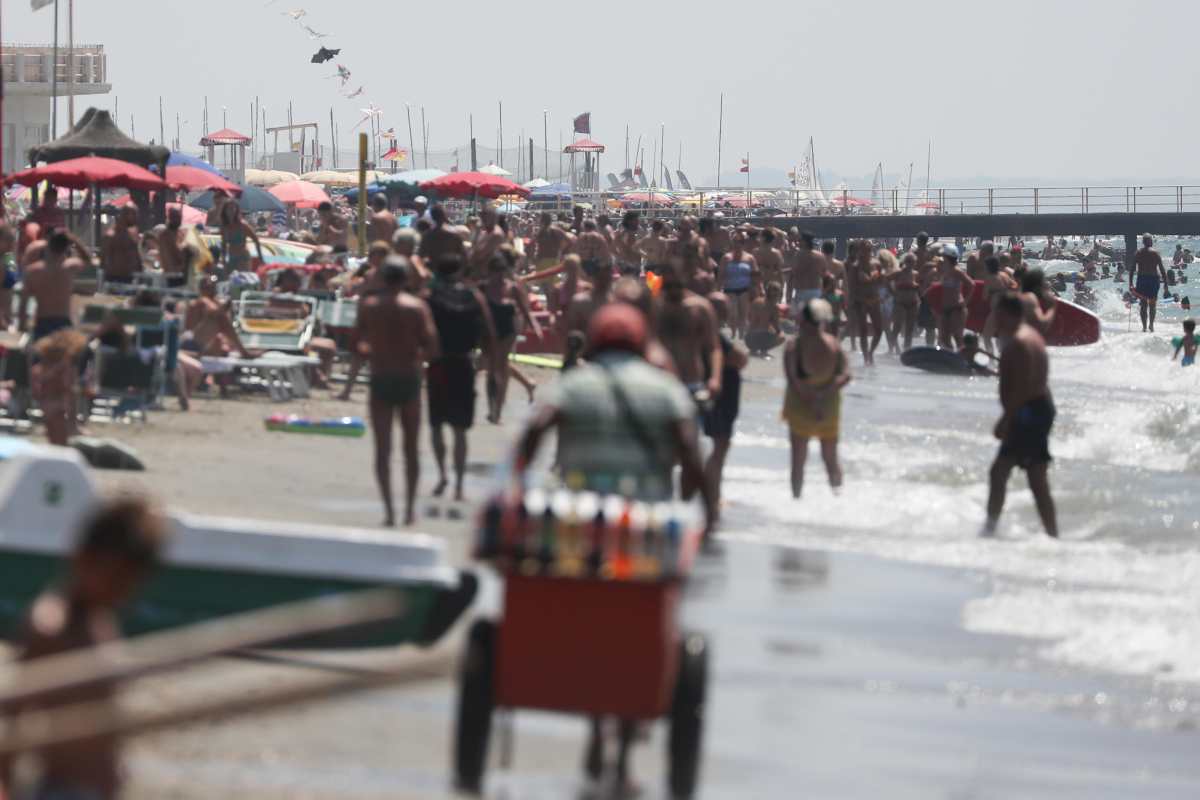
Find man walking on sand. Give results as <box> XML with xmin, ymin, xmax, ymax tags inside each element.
<box><xmin>355</xmin><ymin>257</ymin><xmax>440</xmax><ymax>527</ymax></box>
<box><xmin>985</xmin><ymin>292</ymin><xmax>1058</xmax><ymax>538</ymax></box>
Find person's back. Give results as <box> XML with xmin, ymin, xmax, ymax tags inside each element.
<box><xmin>23</xmin><ymin>232</ymin><xmax>82</xmax><ymax>338</ymax></box>
<box><xmin>362</xmin><ymin>288</ymin><xmax>437</xmax><ymax>374</ymax></box>
<box><xmin>429</xmin><ymin>278</ymin><xmax>483</xmax><ymax>357</ymax></box>
<box><xmin>555</xmin><ymin>349</ymin><xmax>694</xmax><ymax>499</ymax></box>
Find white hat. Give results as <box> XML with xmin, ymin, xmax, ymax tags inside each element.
<box><xmin>414</xmin><ymin>195</ymin><xmax>428</xmax><ymax>205</ymax></box>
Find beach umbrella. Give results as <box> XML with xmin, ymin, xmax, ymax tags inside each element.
<box><xmin>190</xmin><ymin>184</ymin><xmax>286</xmax><ymax>213</ymax></box>
<box><xmin>300</xmin><ymin>170</ymin><xmax>367</xmax><ymax>188</ymax></box>
<box><xmin>168</xmin><ymin>202</ymin><xmax>208</xmax><ymax>226</ymax></box>
<box><xmin>479</xmin><ymin>163</ymin><xmax>512</xmax><ymax>177</ymax></box>
<box><xmin>420</xmin><ymin>171</ymin><xmax>529</xmax><ymax>200</ymax></box>
<box><xmin>342</xmin><ymin>182</ymin><xmax>388</xmax><ymax>202</ymax></box>
<box><xmin>269</xmin><ymin>180</ymin><xmax>332</xmax><ymax>209</ymax></box>
<box><xmin>523</xmin><ymin>177</ymin><xmax>551</xmax><ymax>189</ymax></box>
<box><xmin>5</xmin><ymin>156</ymin><xmax>166</xmax><ymax>191</ymax></box>
<box><xmin>376</xmin><ymin>168</ymin><xmax>446</xmax><ymax>186</ymax></box>
<box><xmin>620</xmin><ymin>192</ymin><xmax>676</xmax><ymax>207</ymax></box>
<box><xmin>829</xmin><ymin>195</ymin><xmax>873</xmax><ymax>207</ymax></box>
<box><xmin>244</xmin><ymin>168</ymin><xmax>300</xmax><ymax>188</ymax></box>
<box><xmin>166</xmin><ymin>152</ymin><xmax>223</xmax><ymax>176</ymax></box>
<box><xmin>165</xmin><ymin>165</ymin><xmax>242</xmax><ymax>195</ymax></box>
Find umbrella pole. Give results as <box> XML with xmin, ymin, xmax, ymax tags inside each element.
<box><xmin>91</xmin><ymin>182</ymin><xmax>100</xmax><ymax>252</ymax></box>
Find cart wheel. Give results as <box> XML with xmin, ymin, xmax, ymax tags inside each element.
<box><xmin>667</xmin><ymin>633</ymin><xmax>708</xmax><ymax>800</ymax></box>
<box><xmin>454</xmin><ymin>619</ymin><xmax>496</xmax><ymax>794</ymax></box>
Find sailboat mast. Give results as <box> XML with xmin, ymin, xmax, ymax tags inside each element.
<box><xmin>716</xmin><ymin>93</ymin><xmax>724</xmax><ymax>189</ymax></box>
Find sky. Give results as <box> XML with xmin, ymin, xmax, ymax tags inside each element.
<box><xmin>4</xmin><ymin>0</ymin><xmax>1199</xmax><ymax>186</ymax></box>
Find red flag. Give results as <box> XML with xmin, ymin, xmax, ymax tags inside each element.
<box><xmin>573</xmin><ymin>112</ymin><xmax>591</xmax><ymax>134</ymax></box>
<box><xmin>739</xmin><ymin>158</ymin><xmax>750</xmax><ymax>174</ymax></box>
<box><xmin>633</xmin><ymin>166</ymin><xmax>642</xmax><ymax>176</ymax></box>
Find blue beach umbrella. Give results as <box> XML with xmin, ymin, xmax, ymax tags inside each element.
<box><xmin>166</xmin><ymin>152</ymin><xmax>223</xmax><ymax>176</ymax></box>
<box><xmin>190</xmin><ymin>184</ymin><xmax>285</xmax><ymax>214</ymax></box>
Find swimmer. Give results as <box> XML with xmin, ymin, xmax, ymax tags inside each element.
<box><xmin>960</xmin><ymin>332</ymin><xmax>998</xmax><ymax>377</ymax></box>
<box><xmin>1173</xmin><ymin>319</ymin><xmax>1197</xmax><ymax>367</ymax></box>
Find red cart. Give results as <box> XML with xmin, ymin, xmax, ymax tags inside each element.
<box><xmin>453</xmin><ymin>555</ymin><xmax>708</xmax><ymax>798</ymax></box>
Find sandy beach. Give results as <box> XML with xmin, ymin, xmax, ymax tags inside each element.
<box><xmin>25</xmin><ymin>355</ymin><xmax>1192</xmax><ymax>798</ymax></box>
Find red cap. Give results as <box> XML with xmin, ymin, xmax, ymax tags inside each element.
<box><xmin>586</xmin><ymin>303</ymin><xmax>647</xmax><ymax>357</ymax></box>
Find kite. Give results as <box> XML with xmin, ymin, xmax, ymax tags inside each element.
<box><xmin>282</xmin><ymin>8</ymin><xmax>306</xmax><ymax>19</ymax></box>
<box><xmin>343</xmin><ymin>85</ymin><xmax>364</xmax><ymax>99</ymax></box>
<box><xmin>310</xmin><ymin>46</ymin><xmax>340</xmax><ymax>64</ymax></box>
<box><xmin>302</xmin><ymin>24</ymin><xmax>329</xmax><ymax>39</ymax></box>
<box><xmin>327</xmin><ymin>64</ymin><xmax>351</xmax><ymax>85</ymax></box>
<box><xmin>353</xmin><ymin>104</ymin><xmax>383</xmax><ymax>130</ymax></box>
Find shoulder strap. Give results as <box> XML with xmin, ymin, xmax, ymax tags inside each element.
<box><xmin>598</xmin><ymin>362</ymin><xmax>666</xmax><ymax>475</ymax></box>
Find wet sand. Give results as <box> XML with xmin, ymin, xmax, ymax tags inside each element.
<box><xmin>34</xmin><ymin>358</ymin><xmax>1200</xmax><ymax>797</ymax></box>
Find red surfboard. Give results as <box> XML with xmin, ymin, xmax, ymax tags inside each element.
<box><xmin>925</xmin><ymin>280</ymin><xmax>1100</xmax><ymax>346</ymax></box>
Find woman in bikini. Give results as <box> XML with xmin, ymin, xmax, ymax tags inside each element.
<box><xmin>219</xmin><ymin>200</ymin><xmax>264</xmax><ymax>275</ymax></box>
<box><xmin>980</xmin><ymin>254</ymin><xmax>1018</xmax><ymax>353</ymax></box>
<box><xmin>717</xmin><ymin>231</ymin><xmax>758</xmax><ymax>340</ymax></box>
<box><xmin>484</xmin><ymin>251</ymin><xmax>542</xmax><ymax>423</ymax></box>
<box><xmin>936</xmin><ymin>245</ymin><xmax>974</xmax><ymax>350</ymax></box>
<box><xmin>888</xmin><ymin>252</ymin><xmax>922</xmax><ymax>352</ymax></box>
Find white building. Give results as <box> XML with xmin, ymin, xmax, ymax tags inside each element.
<box><xmin>1</xmin><ymin>43</ymin><xmax>111</xmax><ymax>173</ymax></box>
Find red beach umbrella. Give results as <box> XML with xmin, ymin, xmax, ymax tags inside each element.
<box><xmin>419</xmin><ymin>171</ymin><xmax>530</xmax><ymax>200</ymax></box>
<box><xmin>268</xmin><ymin>180</ymin><xmax>332</xmax><ymax>209</ymax></box>
<box><xmin>164</xmin><ymin>165</ymin><xmax>242</xmax><ymax>195</ymax></box>
<box><xmin>4</xmin><ymin>156</ymin><xmax>166</xmax><ymax>191</ymax></box>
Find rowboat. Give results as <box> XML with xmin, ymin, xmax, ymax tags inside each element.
<box><xmin>0</xmin><ymin>441</ymin><xmax>473</xmax><ymax>649</ymax></box>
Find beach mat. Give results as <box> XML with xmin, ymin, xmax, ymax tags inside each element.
<box><xmin>510</xmin><ymin>353</ymin><xmax>563</xmax><ymax>370</ymax></box>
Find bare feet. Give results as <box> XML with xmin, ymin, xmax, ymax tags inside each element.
<box><xmin>525</xmin><ymin>384</ymin><xmax>536</xmax><ymax>404</ymax></box>
<box><xmin>403</xmin><ymin>509</ymin><xmax>415</xmax><ymax>526</ymax></box>
<box><xmin>432</xmin><ymin>479</ymin><xmax>448</xmax><ymax>497</ymax></box>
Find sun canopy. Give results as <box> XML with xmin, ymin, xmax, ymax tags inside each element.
<box><xmin>5</xmin><ymin>156</ymin><xmax>166</xmax><ymax>191</ymax></box>
<box><xmin>244</xmin><ymin>169</ymin><xmax>299</xmax><ymax>188</ymax></box>
<box><xmin>564</xmin><ymin>138</ymin><xmax>605</xmax><ymax>153</ymax></box>
<box><xmin>269</xmin><ymin>180</ymin><xmax>332</xmax><ymax>208</ymax></box>
<box><xmin>479</xmin><ymin>164</ymin><xmax>513</xmax><ymax>177</ymax></box>
<box><xmin>166</xmin><ymin>152</ymin><xmax>223</xmax><ymax>176</ymax></box>
<box><xmin>376</xmin><ymin>168</ymin><xmax>446</xmax><ymax>186</ymax></box>
<box><xmin>165</xmin><ymin>165</ymin><xmax>241</xmax><ymax>195</ymax></box>
<box><xmin>28</xmin><ymin>108</ymin><xmax>168</xmax><ymax>168</ymax></box>
<box><xmin>420</xmin><ymin>172</ymin><xmax>530</xmax><ymax>200</ymax></box>
<box><xmin>190</xmin><ymin>184</ymin><xmax>285</xmax><ymax>213</ymax></box>
<box><xmin>200</xmin><ymin>128</ymin><xmax>252</xmax><ymax>146</ymax></box>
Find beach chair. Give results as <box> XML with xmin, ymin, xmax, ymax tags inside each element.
<box><xmin>92</xmin><ymin>345</ymin><xmax>159</xmax><ymax>423</ymax></box>
<box><xmin>234</xmin><ymin>291</ymin><xmax>315</xmax><ymax>354</ymax></box>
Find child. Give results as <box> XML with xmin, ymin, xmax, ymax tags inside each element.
<box><xmin>745</xmin><ymin>282</ymin><xmax>784</xmax><ymax>358</ymax></box>
<box><xmin>30</xmin><ymin>329</ymin><xmax>88</xmax><ymax>446</ymax></box>
<box><xmin>1</xmin><ymin>497</ymin><xmax>168</xmax><ymax>800</ymax></box>
<box><xmin>960</xmin><ymin>332</ymin><xmax>998</xmax><ymax>376</ymax></box>
<box><xmin>821</xmin><ymin>273</ymin><xmax>845</xmax><ymax>339</ymax></box>
<box><xmin>1173</xmin><ymin>319</ymin><xmax>1197</xmax><ymax>367</ymax></box>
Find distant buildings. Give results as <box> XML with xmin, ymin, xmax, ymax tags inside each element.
<box><xmin>1</xmin><ymin>43</ymin><xmax>112</xmax><ymax>173</ymax></box>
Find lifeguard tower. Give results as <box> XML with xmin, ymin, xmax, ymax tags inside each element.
<box><xmin>200</xmin><ymin>128</ymin><xmax>250</xmax><ymax>185</ymax></box>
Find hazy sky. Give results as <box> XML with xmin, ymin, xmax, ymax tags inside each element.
<box><xmin>5</xmin><ymin>0</ymin><xmax>1198</xmax><ymax>184</ymax></box>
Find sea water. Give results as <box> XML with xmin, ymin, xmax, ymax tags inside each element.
<box><xmin>718</xmin><ymin>278</ymin><xmax>1200</xmax><ymax>689</ymax></box>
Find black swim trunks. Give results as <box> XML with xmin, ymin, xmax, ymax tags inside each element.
<box><xmin>999</xmin><ymin>395</ymin><xmax>1056</xmax><ymax>469</ymax></box>
<box><xmin>370</xmin><ymin>372</ymin><xmax>422</xmax><ymax>407</ymax></box>
<box><xmin>427</xmin><ymin>356</ymin><xmax>476</xmax><ymax>429</ymax></box>
<box><xmin>701</xmin><ymin>335</ymin><xmax>740</xmax><ymax>439</ymax></box>
<box><xmin>32</xmin><ymin>316</ymin><xmax>72</xmax><ymax>341</ymax></box>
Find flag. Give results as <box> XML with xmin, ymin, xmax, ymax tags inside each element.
<box><xmin>740</xmin><ymin>158</ymin><xmax>750</xmax><ymax>174</ymax></box>
<box><xmin>381</xmin><ymin>147</ymin><xmax>407</xmax><ymax>163</ymax></box>
<box><xmin>31</xmin><ymin>0</ymin><xmax>54</xmax><ymax>9</ymax></box>
<box><xmin>633</xmin><ymin>165</ymin><xmax>642</xmax><ymax>176</ymax></box>
<box><xmin>573</xmin><ymin>112</ymin><xmax>591</xmax><ymax>134</ymax></box>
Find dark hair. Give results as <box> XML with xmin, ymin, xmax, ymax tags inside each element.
<box><xmin>651</xmin><ymin>220</ymin><xmax>665</xmax><ymax>233</ymax></box>
<box><xmin>800</xmin><ymin>230</ymin><xmax>816</xmax><ymax>248</ymax></box>
<box><xmin>77</xmin><ymin>497</ymin><xmax>166</xmax><ymax>569</ymax></box>
<box><xmin>1186</xmin><ymin>318</ymin><xmax>1196</xmax><ymax>333</ymax></box>
<box><xmin>434</xmin><ymin>254</ymin><xmax>462</xmax><ymax>277</ymax></box>
<box><xmin>821</xmin><ymin>240</ymin><xmax>835</xmax><ymax>256</ymax></box>
<box><xmin>430</xmin><ymin>205</ymin><xmax>448</xmax><ymax>226</ymax></box>
<box><xmin>381</xmin><ymin>256</ymin><xmax>411</xmax><ymax>287</ymax></box>
<box><xmin>996</xmin><ymin>291</ymin><xmax>1024</xmax><ymax>318</ymax></box>
<box><xmin>47</xmin><ymin>229</ymin><xmax>71</xmax><ymax>255</ymax></box>
<box><xmin>963</xmin><ymin>333</ymin><xmax>979</xmax><ymax>347</ymax></box>
<box><xmin>916</xmin><ymin>231</ymin><xmax>929</xmax><ymax>246</ymax></box>
<box><xmin>583</xmin><ymin>220</ymin><xmax>597</xmax><ymax>232</ymax></box>
<box><xmin>487</xmin><ymin>253</ymin><xmax>509</xmax><ymax>273</ymax></box>
<box><xmin>278</xmin><ymin>268</ymin><xmax>301</xmax><ymax>286</ymax></box>
<box><xmin>1020</xmin><ymin>267</ymin><xmax>1046</xmax><ymax>294</ymax></box>
<box><xmin>622</xmin><ymin>210</ymin><xmax>639</xmax><ymax>230</ymax></box>
<box><xmin>697</xmin><ymin>217</ymin><xmax>713</xmax><ymax>235</ymax></box>
<box><xmin>370</xmin><ymin>194</ymin><xmax>387</xmax><ymax>211</ymax></box>
<box><xmin>985</xmin><ymin>255</ymin><xmax>1002</xmax><ymax>275</ymax></box>
<box><xmin>415</xmin><ymin>219</ymin><xmax>432</xmax><ymax>234</ymax></box>
<box><xmin>762</xmin><ymin>230</ymin><xmax>775</xmax><ymax>244</ymax></box>
<box><xmin>317</xmin><ymin>201</ymin><xmax>333</xmax><ymax>213</ymax></box>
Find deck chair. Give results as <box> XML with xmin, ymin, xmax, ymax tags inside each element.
<box><xmin>234</xmin><ymin>292</ymin><xmax>315</xmax><ymax>354</ymax></box>
<box><xmin>92</xmin><ymin>346</ymin><xmax>159</xmax><ymax>422</ymax></box>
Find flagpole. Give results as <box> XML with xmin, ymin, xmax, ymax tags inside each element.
<box><xmin>498</xmin><ymin>101</ymin><xmax>503</xmax><ymax>169</ymax></box>
<box><xmin>405</xmin><ymin>105</ymin><xmax>416</xmax><ymax>176</ymax></box>
<box><xmin>716</xmin><ymin>93</ymin><xmax>724</xmax><ymax>190</ymax></box>
<box><xmin>51</xmin><ymin>0</ymin><xmax>59</xmax><ymax>139</ymax></box>
<box><xmin>745</xmin><ymin>152</ymin><xmax>750</xmax><ymax>210</ymax></box>
<box><xmin>543</xmin><ymin>110</ymin><xmax>549</xmax><ymax>180</ymax></box>
<box><xmin>67</xmin><ymin>0</ymin><xmax>75</xmax><ymax>128</ymax></box>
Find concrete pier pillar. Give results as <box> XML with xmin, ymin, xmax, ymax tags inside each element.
<box><xmin>1125</xmin><ymin>233</ymin><xmax>1138</xmax><ymax>271</ymax></box>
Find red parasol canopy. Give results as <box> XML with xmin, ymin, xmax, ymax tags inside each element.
<box><xmin>564</xmin><ymin>138</ymin><xmax>606</xmax><ymax>153</ymax></box>
<box><xmin>200</xmin><ymin>128</ymin><xmax>252</xmax><ymax>146</ymax></box>
<box><xmin>268</xmin><ymin>180</ymin><xmax>332</xmax><ymax>209</ymax></box>
<box><xmin>420</xmin><ymin>171</ymin><xmax>530</xmax><ymax>200</ymax></box>
<box><xmin>165</xmin><ymin>165</ymin><xmax>242</xmax><ymax>195</ymax></box>
<box><xmin>4</xmin><ymin>156</ymin><xmax>166</xmax><ymax>191</ymax></box>
<box><xmin>829</xmin><ymin>195</ymin><xmax>873</xmax><ymax>207</ymax></box>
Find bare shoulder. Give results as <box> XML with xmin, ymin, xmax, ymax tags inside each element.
<box><xmin>25</xmin><ymin>592</ymin><xmax>68</xmax><ymax>652</ymax></box>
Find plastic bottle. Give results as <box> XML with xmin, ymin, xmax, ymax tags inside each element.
<box><xmin>663</xmin><ymin>511</ymin><xmax>682</xmax><ymax>578</ymax></box>
<box><xmin>608</xmin><ymin>499</ymin><xmax>635</xmax><ymax>580</ymax></box>
<box><xmin>477</xmin><ymin>497</ymin><xmax>503</xmax><ymax>559</ymax></box>
<box><xmin>586</xmin><ymin>498</ymin><xmax>607</xmax><ymax>577</ymax></box>
<box><xmin>557</xmin><ymin>492</ymin><xmax>587</xmax><ymax>577</ymax></box>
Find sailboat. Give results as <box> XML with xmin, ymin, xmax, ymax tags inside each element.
<box><xmin>797</xmin><ymin>137</ymin><xmax>830</xmax><ymax>209</ymax></box>
<box><xmin>869</xmin><ymin>163</ymin><xmax>884</xmax><ymax>210</ymax></box>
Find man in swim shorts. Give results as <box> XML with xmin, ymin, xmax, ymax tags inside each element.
<box><xmin>985</xmin><ymin>293</ymin><xmax>1058</xmax><ymax>538</ymax></box>
<box><xmin>789</xmin><ymin>230</ymin><xmax>826</xmax><ymax>308</ymax></box>
<box><xmin>1131</xmin><ymin>234</ymin><xmax>1169</xmax><ymax>332</ymax></box>
<box><xmin>702</xmin><ymin>292</ymin><xmax>748</xmax><ymax>517</ymax></box>
<box><xmin>356</xmin><ymin>258</ymin><xmax>440</xmax><ymax>527</ymax></box>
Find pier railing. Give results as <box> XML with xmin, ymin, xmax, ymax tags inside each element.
<box><xmin>550</xmin><ymin>185</ymin><xmax>1200</xmax><ymax>219</ymax></box>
